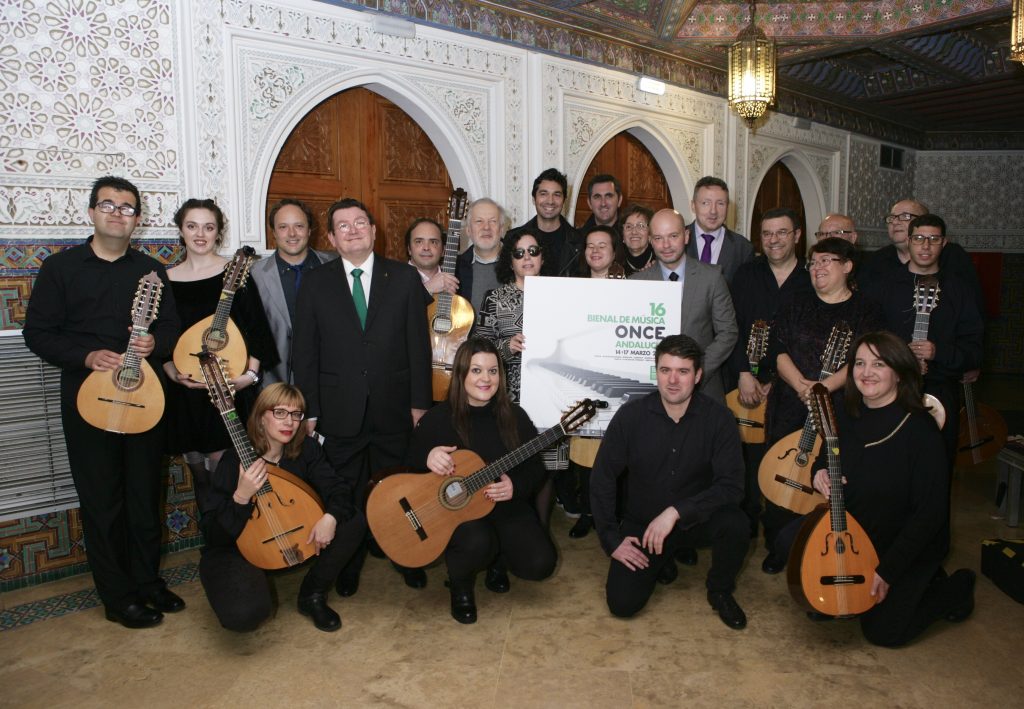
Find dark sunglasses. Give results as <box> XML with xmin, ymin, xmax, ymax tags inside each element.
<box><xmin>512</xmin><ymin>245</ymin><xmax>542</xmax><ymax>259</ymax></box>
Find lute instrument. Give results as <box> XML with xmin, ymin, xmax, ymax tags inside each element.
<box><xmin>197</xmin><ymin>351</ymin><xmax>325</xmax><ymax>570</ymax></box>
<box><xmin>758</xmin><ymin>322</ymin><xmax>852</xmax><ymax>514</ymax></box>
<box><xmin>173</xmin><ymin>246</ymin><xmax>255</xmax><ymax>381</ymax></box>
<box><xmin>956</xmin><ymin>382</ymin><xmax>1007</xmax><ymax>467</ymax></box>
<box><xmin>428</xmin><ymin>189</ymin><xmax>475</xmax><ymax>401</ymax></box>
<box><xmin>76</xmin><ymin>271</ymin><xmax>166</xmax><ymax>433</ymax></box>
<box><xmin>725</xmin><ymin>319</ymin><xmax>770</xmax><ymax>444</ymax></box>
<box><xmin>366</xmin><ymin>399</ymin><xmax>597</xmax><ymax>568</ymax></box>
<box><xmin>788</xmin><ymin>383</ymin><xmax>879</xmax><ymax>618</ymax></box>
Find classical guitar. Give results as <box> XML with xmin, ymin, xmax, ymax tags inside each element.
<box><xmin>758</xmin><ymin>322</ymin><xmax>852</xmax><ymax>515</ymax></box>
<box><xmin>788</xmin><ymin>383</ymin><xmax>879</xmax><ymax>618</ymax></box>
<box><xmin>910</xmin><ymin>274</ymin><xmax>940</xmax><ymax>351</ymax></box>
<box><xmin>77</xmin><ymin>271</ymin><xmax>166</xmax><ymax>434</ymax></box>
<box><xmin>725</xmin><ymin>319</ymin><xmax>770</xmax><ymax>444</ymax></box>
<box><xmin>197</xmin><ymin>351</ymin><xmax>325</xmax><ymax>570</ymax></box>
<box><xmin>172</xmin><ymin>246</ymin><xmax>255</xmax><ymax>381</ymax></box>
<box><xmin>428</xmin><ymin>188</ymin><xmax>475</xmax><ymax>401</ymax></box>
<box><xmin>956</xmin><ymin>382</ymin><xmax>1007</xmax><ymax>467</ymax></box>
<box><xmin>366</xmin><ymin>399</ymin><xmax>597</xmax><ymax>568</ymax></box>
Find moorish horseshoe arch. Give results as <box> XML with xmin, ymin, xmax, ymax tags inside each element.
<box><xmin>747</xmin><ymin>149</ymin><xmax>829</xmax><ymax>251</ymax></box>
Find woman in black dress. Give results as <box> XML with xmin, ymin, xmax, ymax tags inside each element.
<box><xmin>807</xmin><ymin>331</ymin><xmax>975</xmax><ymax>646</ymax></box>
<box><xmin>162</xmin><ymin>199</ymin><xmax>278</xmax><ymax>486</ymax></box>
<box><xmin>200</xmin><ymin>384</ymin><xmax>366</xmax><ymax>632</ymax></box>
<box><xmin>406</xmin><ymin>338</ymin><xmax>557</xmax><ymax>624</ymax></box>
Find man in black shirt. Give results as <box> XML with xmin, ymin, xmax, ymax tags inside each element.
<box><xmin>591</xmin><ymin>335</ymin><xmax>749</xmax><ymax>629</ymax></box>
<box><xmin>24</xmin><ymin>175</ymin><xmax>183</xmax><ymax>629</ymax></box>
<box><xmin>508</xmin><ymin>168</ymin><xmax>581</xmax><ymax>276</ymax></box>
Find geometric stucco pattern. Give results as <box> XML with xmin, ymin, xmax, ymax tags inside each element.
<box><xmin>846</xmin><ymin>137</ymin><xmax>917</xmax><ymax>249</ymax></box>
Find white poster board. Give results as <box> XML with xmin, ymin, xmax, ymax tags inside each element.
<box><xmin>520</xmin><ymin>276</ymin><xmax>681</xmax><ymax>435</ymax></box>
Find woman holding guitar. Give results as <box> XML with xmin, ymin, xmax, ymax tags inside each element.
<box><xmin>805</xmin><ymin>332</ymin><xmax>975</xmax><ymax>646</ymax></box>
<box><xmin>406</xmin><ymin>338</ymin><xmax>557</xmax><ymax>624</ymax></box>
<box><xmin>200</xmin><ymin>383</ymin><xmax>366</xmax><ymax>632</ymax></box>
<box><xmin>162</xmin><ymin>199</ymin><xmax>278</xmax><ymax>486</ymax></box>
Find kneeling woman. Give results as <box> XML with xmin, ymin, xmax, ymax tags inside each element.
<box><xmin>199</xmin><ymin>384</ymin><xmax>366</xmax><ymax>632</ymax></box>
<box><xmin>806</xmin><ymin>331</ymin><xmax>975</xmax><ymax>646</ymax></box>
<box><xmin>407</xmin><ymin>338</ymin><xmax>557</xmax><ymax>624</ymax></box>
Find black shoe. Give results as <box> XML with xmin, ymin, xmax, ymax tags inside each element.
<box><xmin>105</xmin><ymin>603</ymin><xmax>163</xmax><ymax>629</ymax></box>
<box><xmin>367</xmin><ymin>537</ymin><xmax>386</xmax><ymax>559</ymax></box>
<box><xmin>401</xmin><ymin>567</ymin><xmax>427</xmax><ymax>590</ymax></box>
<box><xmin>708</xmin><ymin>591</ymin><xmax>747</xmax><ymax>630</ymax></box>
<box><xmin>450</xmin><ymin>588</ymin><xmax>477</xmax><ymax>624</ymax></box>
<box><xmin>298</xmin><ymin>592</ymin><xmax>341</xmax><ymax>632</ymax></box>
<box><xmin>761</xmin><ymin>552</ymin><xmax>785</xmax><ymax>575</ymax></box>
<box><xmin>675</xmin><ymin>547</ymin><xmax>698</xmax><ymax>566</ymax></box>
<box><xmin>656</xmin><ymin>559</ymin><xmax>678</xmax><ymax>585</ymax></box>
<box><xmin>335</xmin><ymin>573</ymin><xmax>360</xmax><ymax>598</ymax></box>
<box><xmin>944</xmin><ymin>569</ymin><xmax>977</xmax><ymax>622</ymax></box>
<box><xmin>484</xmin><ymin>565</ymin><xmax>511</xmax><ymax>593</ymax></box>
<box><xmin>569</xmin><ymin>514</ymin><xmax>593</xmax><ymax>539</ymax></box>
<box><xmin>142</xmin><ymin>587</ymin><xmax>185</xmax><ymax>613</ymax></box>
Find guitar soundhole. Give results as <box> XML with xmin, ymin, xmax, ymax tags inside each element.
<box><xmin>203</xmin><ymin>326</ymin><xmax>228</xmax><ymax>352</ymax></box>
<box><xmin>439</xmin><ymin>478</ymin><xmax>469</xmax><ymax>510</ymax></box>
<box><xmin>432</xmin><ymin>316</ymin><xmax>452</xmax><ymax>333</ymax></box>
<box><xmin>113</xmin><ymin>365</ymin><xmax>142</xmax><ymax>392</ymax></box>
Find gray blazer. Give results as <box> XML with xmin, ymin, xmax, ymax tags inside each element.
<box><xmin>630</xmin><ymin>257</ymin><xmax>738</xmax><ymax>401</ymax></box>
<box><xmin>250</xmin><ymin>249</ymin><xmax>337</xmax><ymax>386</ymax></box>
<box><xmin>685</xmin><ymin>225</ymin><xmax>754</xmax><ymax>286</ymax></box>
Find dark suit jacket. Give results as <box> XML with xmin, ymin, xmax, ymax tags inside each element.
<box><xmin>630</xmin><ymin>257</ymin><xmax>739</xmax><ymax>401</ymax></box>
<box><xmin>292</xmin><ymin>256</ymin><xmax>432</xmax><ymax>439</ymax></box>
<box><xmin>685</xmin><ymin>225</ymin><xmax>754</xmax><ymax>286</ymax></box>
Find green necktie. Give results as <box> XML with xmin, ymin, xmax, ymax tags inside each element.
<box><xmin>351</xmin><ymin>267</ymin><xmax>367</xmax><ymax>329</ymax></box>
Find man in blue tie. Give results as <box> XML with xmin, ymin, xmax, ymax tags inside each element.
<box><xmin>684</xmin><ymin>176</ymin><xmax>753</xmax><ymax>286</ymax></box>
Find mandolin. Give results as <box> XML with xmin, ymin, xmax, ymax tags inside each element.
<box><xmin>758</xmin><ymin>322</ymin><xmax>852</xmax><ymax>515</ymax></box>
<box><xmin>172</xmin><ymin>246</ymin><xmax>255</xmax><ymax>382</ymax></box>
<box><xmin>956</xmin><ymin>382</ymin><xmax>1007</xmax><ymax>468</ymax></box>
<box><xmin>725</xmin><ymin>319</ymin><xmax>770</xmax><ymax>444</ymax></box>
<box><xmin>197</xmin><ymin>351</ymin><xmax>325</xmax><ymax>570</ymax></box>
<box><xmin>366</xmin><ymin>399</ymin><xmax>597</xmax><ymax>568</ymax></box>
<box><xmin>428</xmin><ymin>189</ymin><xmax>475</xmax><ymax>401</ymax></box>
<box><xmin>788</xmin><ymin>383</ymin><xmax>879</xmax><ymax>618</ymax></box>
<box><xmin>77</xmin><ymin>272</ymin><xmax>166</xmax><ymax>434</ymax></box>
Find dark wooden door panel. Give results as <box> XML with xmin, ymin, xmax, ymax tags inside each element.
<box><xmin>573</xmin><ymin>132</ymin><xmax>671</xmax><ymax>227</ymax></box>
<box><xmin>750</xmin><ymin>161</ymin><xmax>806</xmax><ymax>255</ymax></box>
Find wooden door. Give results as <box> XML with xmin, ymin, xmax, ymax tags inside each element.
<box><xmin>573</xmin><ymin>132</ymin><xmax>672</xmax><ymax>226</ymax></box>
<box><xmin>266</xmin><ymin>88</ymin><xmax>452</xmax><ymax>259</ymax></box>
<box><xmin>750</xmin><ymin>161</ymin><xmax>806</xmax><ymax>255</ymax></box>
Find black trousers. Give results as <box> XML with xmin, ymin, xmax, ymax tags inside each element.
<box><xmin>859</xmin><ymin>560</ymin><xmax>966</xmax><ymax>647</ymax></box>
<box><xmin>198</xmin><ymin>511</ymin><xmax>366</xmax><ymax>632</ymax></box>
<box><xmin>446</xmin><ymin>503</ymin><xmax>557</xmax><ymax>588</ymax></box>
<box><xmin>61</xmin><ymin>403</ymin><xmax>166</xmax><ymax>609</ymax></box>
<box><xmin>741</xmin><ymin>442</ymin><xmax>764</xmax><ymax>533</ymax></box>
<box><xmin>606</xmin><ymin>505</ymin><xmax>749</xmax><ymax>618</ymax></box>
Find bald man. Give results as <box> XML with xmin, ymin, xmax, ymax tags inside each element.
<box><xmin>815</xmin><ymin>214</ymin><xmax>858</xmax><ymax>244</ymax></box>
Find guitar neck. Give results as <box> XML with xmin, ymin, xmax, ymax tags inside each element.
<box><xmin>122</xmin><ymin>324</ymin><xmax>149</xmax><ymax>371</ymax></box>
<box><xmin>912</xmin><ymin>311</ymin><xmax>931</xmax><ymax>342</ymax></box>
<box><xmin>211</xmin><ymin>289</ymin><xmax>236</xmax><ymax>333</ymax></box>
<box><xmin>824</xmin><ymin>434</ymin><xmax>847</xmax><ymax>532</ymax></box>
<box><xmin>434</xmin><ymin>218</ymin><xmax>463</xmax><ymax>319</ymax></box>
<box><xmin>462</xmin><ymin>424</ymin><xmax>567</xmax><ymax>495</ymax></box>
<box><xmin>219</xmin><ymin>406</ymin><xmax>270</xmax><ymax>491</ymax></box>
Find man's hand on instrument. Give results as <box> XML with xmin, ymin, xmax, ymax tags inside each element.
<box><xmin>424</xmin><ymin>271</ymin><xmax>459</xmax><ymax>295</ymax></box>
<box><xmin>307</xmin><ymin>513</ymin><xmax>337</xmax><ymax>555</ymax></box>
<box><xmin>235</xmin><ymin>458</ymin><xmax>268</xmax><ymax>502</ymax></box>
<box><xmin>85</xmin><ymin>349</ymin><xmax>122</xmax><ymax>371</ymax></box>
<box><xmin>611</xmin><ymin>536</ymin><xmax>649</xmax><ymax>571</ymax></box>
<box><xmin>910</xmin><ymin>339</ymin><xmax>936</xmax><ymax>361</ymax></box>
<box><xmin>738</xmin><ymin>372</ymin><xmax>766</xmax><ymax>407</ymax></box>
<box><xmin>961</xmin><ymin>368</ymin><xmax>980</xmax><ymax>384</ymax></box>
<box><xmin>427</xmin><ymin>445</ymin><xmax>458</xmax><ymax>476</ymax></box>
<box><xmin>812</xmin><ymin>469</ymin><xmax>846</xmax><ymax>499</ymax></box>
<box><xmin>642</xmin><ymin>506</ymin><xmax>680</xmax><ymax>556</ymax></box>
<box><xmin>509</xmin><ymin>333</ymin><xmax>525</xmax><ymax>354</ymax></box>
<box><xmin>131</xmin><ymin>331</ymin><xmax>155</xmax><ymax>359</ymax></box>
<box><xmin>869</xmin><ymin>572</ymin><xmax>890</xmax><ymax>603</ymax></box>
<box><xmin>485</xmin><ymin>473</ymin><xmax>513</xmax><ymax>503</ymax></box>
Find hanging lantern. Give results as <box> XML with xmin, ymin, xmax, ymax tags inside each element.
<box><xmin>728</xmin><ymin>1</ymin><xmax>777</xmax><ymax>127</ymax></box>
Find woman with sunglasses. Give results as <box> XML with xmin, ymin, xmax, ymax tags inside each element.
<box><xmin>199</xmin><ymin>383</ymin><xmax>367</xmax><ymax>633</ymax></box>
<box><xmin>760</xmin><ymin>237</ymin><xmax>884</xmax><ymax>574</ymax></box>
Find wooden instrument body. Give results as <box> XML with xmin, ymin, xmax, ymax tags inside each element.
<box><xmin>725</xmin><ymin>389</ymin><xmax>766</xmax><ymax>444</ymax></box>
<box><xmin>236</xmin><ymin>464</ymin><xmax>326</xmax><ymax>570</ymax></box>
<box><xmin>758</xmin><ymin>430</ymin><xmax>826</xmax><ymax>514</ymax></box>
<box><xmin>77</xmin><ymin>358</ymin><xmax>165</xmax><ymax>434</ymax></box>
<box><xmin>367</xmin><ymin>449</ymin><xmax>493</xmax><ymax>568</ymax></box>
<box><xmin>787</xmin><ymin>503</ymin><xmax>880</xmax><ymax>617</ymax></box>
<box><xmin>956</xmin><ymin>384</ymin><xmax>1007</xmax><ymax>467</ymax></box>
<box><xmin>568</xmin><ymin>437</ymin><xmax>602</xmax><ymax>467</ymax></box>
<box><xmin>173</xmin><ymin>316</ymin><xmax>247</xmax><ymax>381</ymax></box>
<box><xmin>429</xmin><ymin>294</ymin><xmax>475</xmax><ymax>401</ymax></box>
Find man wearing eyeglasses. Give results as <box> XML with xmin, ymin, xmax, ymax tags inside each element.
<box><xmin>683</xmin><ymin>176</ymin><xmax>753</xmax><ymax>286</ymax></box>
<box><xmin>292</xmin><ymin>197</ymin><xmax>432</xmax><ymax>596</ymax></box>
<box><xmin>508</xmin><ymin>168</ymin><xmax>582</xmax><ymax>277</ymax></box>
<box><xmin>815</xmin><ymin>213</ymin><xmax>858</xmax><ymax>244</ymax></box>
<box><xmin>24</xmin><ymin>175</ymin><xmax>183</xmax><ymax>629</ymax></box>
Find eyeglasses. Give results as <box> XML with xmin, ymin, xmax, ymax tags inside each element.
<box><xmin>512</xmin><ymin>245</ymin><xmax>542</xmax><ymax>259</ymax></box>
<box><xmin>885</xmin><ymin>212</ymin><xmax>921</xmax><ymax>224</ymax></box>
<box><xmin>623</xmin><ymin>222</ymin><xmax>648</xmax><ymax>232</ymax></box>
<box><xmin>334</xmin><ymin>218</ymin><xmax>371</xmax><ymax>233</ymax></box>
<box><xmin>910</xmin><ymin>234</ymin><xmax>944</xmax><ymax>245</ymax></box>
<box><xmin>270</xmin><ymin>408</ymin><xmax>305</xmax><ymax>421</ymax></box>
<box><xmin>96</xmin><ymin>200</ymin><xmax>138</xmax><ymax>217</ymax></box>
<box><xmin>805</xmin><ymin>256</ymin><xmax>843</xmax><ymax>271</ymax></box>
<box><xmin>814</xmin><ymin>229</ymin><xmax>855</xmax><ymax>239</ymax></box>
<box><xmin>761</xmin><ymin>229</ymin><xmax>794</xmax><ymax>240</ymax></box>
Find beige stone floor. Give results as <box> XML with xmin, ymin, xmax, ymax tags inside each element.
<box><xmin>2</xmin><ymin>455</ymin><xmax>1022</xmax><ymax>709</ymax></box>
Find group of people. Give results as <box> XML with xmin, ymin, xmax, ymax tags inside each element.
<box><xmin>22</xmin><ymin>169</ymin><xmax>981</xmax><ymax>647</ymax></box>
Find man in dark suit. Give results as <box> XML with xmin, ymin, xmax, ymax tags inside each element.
<box><xmin>577</xmin><ymin>173</ymin><xmax>623</xmax><ymax>244</ymax></box>
<box><xmin>684</xmin><ymin>176</ymin><xmax>753</xmax><ymax>286</ymax></box>
<box><xmin>293</xmin><ymin>198</ymin><xmax>432</xmax><ymax>594</ymax></box>
<box><xmin>251</xmin><ymin>198</ymin><xmax>336</xmax><ymax>386</ymax></box>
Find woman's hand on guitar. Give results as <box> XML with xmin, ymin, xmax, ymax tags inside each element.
<box><xmin>234</xmin><ymin>458</ymin><xmax>268</xmax><ymax>502</ymax></box>
<box><xmin>611</xmin><ymin>536</ymin><xmax>649</xmax><ymax>571</ymax></box>
<box><xmin>230</xmin><ymin>374</ymin><xmax>253</xmax><ymax>392</ymax></box>
<box><xmin>427</xmin><ymin>445</ymin><xmax>459</xmax><ymax>476</ymax></box>
<box><xmin>85</xmin><ymin>349</ymin><xmax>122</xmax><ymax>371</ymax></box>
<box><xmin>812</xmin><ymin>469</ymin><xmax>847</xmax><ymax>499</ymax></box>
<box><xmin>485</xmin><ymin>473</ymin><xmax>513</xmax><ymax>503</ymax></box>
<box><xmin>738</xmin><ymin>372</ymin><xmax>768</xmax><ymax>407</ymax></box>
<box><xmin>869</xmin><ymin>572</ymin><xmax>890</xmax><ymax>603</ymax></box>
<box><xmin>642</xmin><ymin>506</ymin><xmax>680</xmax><ymax>555</ymax></box>
<box><xmin>306</xmin><ymin>513</ymin><xmax>337</xmax><ymax>555</ymax></box>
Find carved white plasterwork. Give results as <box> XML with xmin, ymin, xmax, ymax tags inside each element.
<box><xmin>652</xmin><ymin>123</ymin><xmax>703</xmax><ymax>176</ymax></box>
<box><xmin>416</xmin><ymin>79</ymin><xmax>490</xmax><ymax>179</ymax></box>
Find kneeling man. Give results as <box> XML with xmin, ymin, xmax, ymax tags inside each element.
<box><xmin>591</xmin><ymin>334</ymin><xmax>749</xmax><ymax>628</ymax></box>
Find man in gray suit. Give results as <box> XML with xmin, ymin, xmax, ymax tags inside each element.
<box><xmin>684</xmin><ymin>176</ymin><xmax>753</xmax><ymax>286</ymax></box>
<box><xmin>250</xmin><ymin>198</ymin><xmax>337</xmax><ymax>386</ymax></box>
<box><xmin>631</xmin><ymin>208</ymin><xmax>738</xmax><ymax>402</ymax></box>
